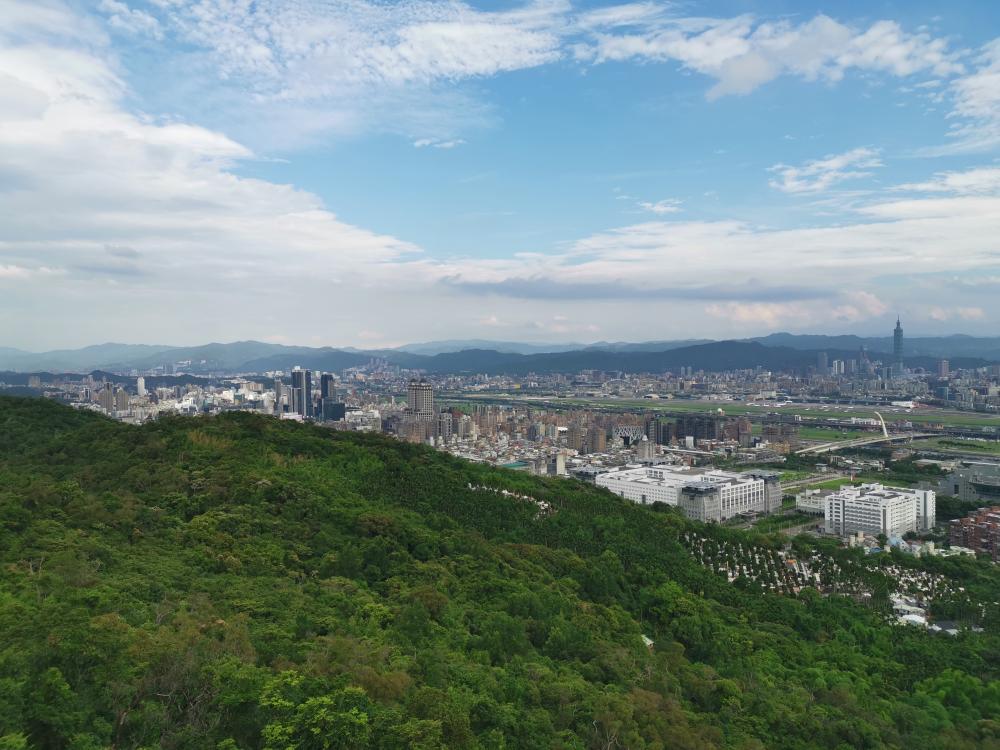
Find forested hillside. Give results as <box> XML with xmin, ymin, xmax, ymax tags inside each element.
<box><xmin>1</xmin><ymin>396</ymin><xmax>998</xmax><ymax>749</ymax></box>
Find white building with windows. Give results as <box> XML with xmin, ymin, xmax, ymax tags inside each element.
<box><xmin>824</xmin><ymin>483</ymin><xmax>936</xmax><ymax>537</ymax></box>
<box><xmin>596</xmin><ymin>466</ymin><xmax>780</xmax><ymax>522</ymax></box>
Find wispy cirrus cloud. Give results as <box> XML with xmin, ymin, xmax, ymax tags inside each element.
<box><xmin>574</xmin><ymin>14</ymin><xmax>964</xmax><ymax>100</ymax></box>
<box><xmin>638</xmin><ymin>198</ymin><xmax>682</xmax><ymax>214</ymax></box>
<box><xmin>92</xmin><ymin>2</ymin><xmax>971</xmax><ymax>148</ymax></box>
<box><xmin>894</xmin><ymin>167</ymin><xmax>1000</xmax><ymax>194</ymax></box>
<box><xmin>768</xmin><ymin>147</ymin><xmax>882</xmax><ymax>193</ymax></box>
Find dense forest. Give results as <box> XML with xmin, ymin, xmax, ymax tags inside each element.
<box><xmin>1</xmin><ymin>396</ymin><xmax>999</xmax><ymax>749</ymax></box>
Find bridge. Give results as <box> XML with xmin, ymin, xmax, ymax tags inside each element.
<box><xmin>796</xmin><ymin>432</ymin><xmax>936</xmax><ymax>455</ymax></box>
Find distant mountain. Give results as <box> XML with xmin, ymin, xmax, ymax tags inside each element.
<box><xmin>412</xmin><ymin>341</ymin><xmax>847</xmax><ymax>375</ymax></box>
<box><xmin>394</xmin><ymin>339</ymin><xmax>588</xmax><ymax>355</ymax></box>
<box><xmin>752</xmin><ymin>333</ymin><xmax>1000</xmax><ymax>361</ymax></box>
<box><xmin>581</xmin><ymin>339</ymin><xmax>715</xmax><ymax>352</ymax></box>
<box><xmin>0</xmin><ymin>343</ymin><xmax>176</xmax><ymax>372</ymax></box>
<box><xmin>3</xmin><ymin>336</ymin><xmax>998</xmax><ymax>375</ymax></box>
<box><xmin>396</xmin><ymin>338</ymin><xmax>715</xmax><ymax>355</ymax></box>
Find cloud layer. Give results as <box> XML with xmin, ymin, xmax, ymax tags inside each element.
<box><xmin>1</xmin><ymin>1</ymin><xmax>999</xmax><ymax>347</ymax></box>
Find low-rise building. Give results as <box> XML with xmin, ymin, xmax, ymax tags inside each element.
<box><xmin>949</xmin><ymin>506</ymin><xmax>1000</xmax><ymax>561</ymax></box>
<box><xmin>596</xmin><ymin>465</ymin><xmax>780</xmax><ymax>522</ymax></box>
<box><xmin>795</xmin><ymin>488</ymin><xmax>835</xmax><ymax>515</ymax></box>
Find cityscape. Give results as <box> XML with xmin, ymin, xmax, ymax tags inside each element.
<box><xmin>7</xmin><ymin>317</ymin><xmax>1000</xmax><ymax>571</ymax></box>
<box><xmin>4</xmin><ymin>0</ymin><xmax>1000</xmax><ymax>747</ymax></box>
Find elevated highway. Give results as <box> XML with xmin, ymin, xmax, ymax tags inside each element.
<box><xmin>796</xmin><ymin>432</ymin><xmax>936</xmax><ymax>455</ymax></box>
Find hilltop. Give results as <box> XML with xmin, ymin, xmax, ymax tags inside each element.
<box><xmin>0</xmin><ymin>397</ymin><xmax>998</xmax><ymax>749</ymax></box>
<box><xmin>2</xmin><ymin>335</ymin><xmax>998</xmax><ymax>375</ymax></box>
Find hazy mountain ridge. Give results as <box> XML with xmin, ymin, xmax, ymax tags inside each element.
<box><xmin>1</xmin><ymin>335</ymin><xmax>997</xmax><ymax>375</ymax></box>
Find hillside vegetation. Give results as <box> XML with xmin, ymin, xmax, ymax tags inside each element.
<box><xmin>0</xmin><ymin>396</ymin><xmax>998</xmax><ymax>750</ymax></box>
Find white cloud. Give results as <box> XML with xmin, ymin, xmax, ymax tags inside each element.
<box><xmin>85</xmin><ymin>4</ymin><xmax>972</xmax><ymax>148</ymax></box>
<box><xmin>768</xmin><ymin>147</ymin><xmax>883</xmax><ymax>193</ymax></box>
<box><xmin>0</xmin><ymin>0</ymin><xmax>422</xmax><ymax>344</ymax></box>
<box><xmin>894</xmin><ymin>167</ymin><xmax>1000</xmax><ymax>194</ymax></box>
<box><xmin>576</xmin><ymin>14</ymin><xmax>963</xmax><ymax>100</ymax></box>
<box><xmin>638</xmin><ymin>198</ymin><xmax>682</xmax><ymax>214</ymax></box>
<box><xmin>98</xmin><ymin>0</ymin><xmax>163</xmax><ymax>40</ymax></box>
<box><xmin>414</xmin><ymin>137</ymin><xmax>466</xmax><ymax>149</ymax></box>
<box><xmin>1</xmin><ymin>0</ymin><xmax>997</xmax><ymax>346</ymax></box>
<box><xmin>934</xmin><ymin>40</ymin><xmax>1000</xmax><ymax>153</ymax></box>
<box><xmin>929</xmin><ymin>306</ymin><xmax>986</xmax><ymax>322</ymax></box>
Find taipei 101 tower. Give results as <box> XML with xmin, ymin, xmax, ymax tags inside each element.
<box><xmin>893</xmin><ymin>317</ymin><xmax>904</xmax><ymax>376</ymax></box>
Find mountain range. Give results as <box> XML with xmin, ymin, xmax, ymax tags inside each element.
<box><xmin>1</xmin><ymin>335</ymin><xmax>997</xmax><ymax>375</ymax></box>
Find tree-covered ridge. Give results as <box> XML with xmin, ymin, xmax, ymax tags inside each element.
<box><xmin>0</xmin><ymin>396</ymin><xmax>998</xmax><ymax>750</ymax></box>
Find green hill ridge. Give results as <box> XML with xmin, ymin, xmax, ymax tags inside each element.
<box><xmin>0</xmin><ymin>396</ymin><xmax>998</xmax><ymax>749</ymax></box>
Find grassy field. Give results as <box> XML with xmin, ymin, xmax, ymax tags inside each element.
<box><xmin>751</xmin><ymin>512</ymin><xmax>820</xmax><ymax>534</ymax></box>
<box><xmin>460</xmin><ymin>394</ymin><xmax>1000</xmax><ymax>430</ymax></box>
<box><xmin>796</xmin><ymin>426</ymin><xmax>871</xmax><ymax>441</ymax></box>
<box><xmin>913</xmin><ymin>437</ymin><xmax>1000</xmax><ymax>455</ymax></box>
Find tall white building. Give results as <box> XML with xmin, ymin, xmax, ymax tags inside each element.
<box><xmin>136</xmin><ymin>376</ymin><xmax>146</xmax><ymax>398</ymax></box>
<box><xmin>824</xmin><ymin>483</ymin><xmax>936</xmax><ymax>537</ymax></box>
<box><xmin>596</xmin><ymin>465</ymin><xmax>780</xmax><ymax>522</ymax></box>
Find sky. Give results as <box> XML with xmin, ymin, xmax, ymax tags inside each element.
<box><xmin>1</xmin><ymin>0</ymin><xmax>1000</xmax><ymax>350</ymax></box>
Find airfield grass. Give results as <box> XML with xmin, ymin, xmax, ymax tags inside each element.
<box><xmin>511</xmin><ymin>396</ymin><xmax>1000</xmax><ymax>430</ymax></box>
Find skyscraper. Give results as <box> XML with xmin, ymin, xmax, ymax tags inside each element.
<box><xmin>291</xmin><ymin>367</ymin><xmax>312</xmax><ymax>417</ymax></box>
<box><xmin>893</xmin><ymin>317</ymin><xmax>904</xmax><ymax>375</ymax></box>
<box><xmin>407</xmin><ymin>379</ymin><xmax>434</xmax><ymax>416</ymax></box>
<box><xmin>817</xmin><ymin>351</ymin><xmax>828</xmax><ymax>375</ymax></box>
<box><xmin>320</xmin><ymin>372</ymin><xmax>336</xmax><ymax>400</ymax></box>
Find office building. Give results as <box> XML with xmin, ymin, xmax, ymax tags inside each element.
<box><xmin>817</xmin><ymin>352</ymin><xmax>828</xmax><ymax>375</ymax></box>
<box><xmin>938</xmin><ymin>463</ymin><xmax>1000</xmax><ymax>505</ymax></box>
<box><xmin>796</xmin><ymin>488</ymin><xmax>835</xmax><ymax>514</ymax></box>
<box><xmin>274</xmin><ymin>377</ymin><xmax>285</xmax><ymax>414</ymax></box>
<box><xmin>136</xmin><ymin>376</ymin><xmax>146</xmax><ymax>397</ymax></box>
<box><xmin>320</xmin><ymin>373</ymin><xmax>337</xmax><ymax>400</ymax></box>
<box><xmin>407</xmin><ymin>379</ymin><xmax>434</xmax><ymax>416</ymax></box>
<box><xmin>824</xmin><ymin>483</ymin><xmax>935</xmax><ymax>537</ymax></box>
<box><xmin>291</xmin><ymin>368</ymin><xmax>312</xmax><ymax>418</ymax></box>
<box><xmin>596</xmin><ymin>465</ymin><xmax>779</xmax><ymax>521</ymax></box>
<box><xmin>321</xmin><ymin>399</ymin><xmax>346</xmax><ymax>422</ymax></box>
<box><xmin>938</xmin><ymin>360</ymin><xmax>950</xmax><ymax>378</ymax></box>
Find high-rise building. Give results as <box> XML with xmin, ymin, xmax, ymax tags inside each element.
<box><xmin>114</xmin><ymin>387</ymin><xmax>130</xmax><ymax>412</ymax></box>
<box><xmin>893</xmin><ymin>317</ymin><xmax>904</xmax><ymax>376</ymax></box>
<box><xmin>136</xmin><ymin>376</ymin><xmax>146</xmax><ymax>397</ymax></box>
<box><xmin>938</xmin><ymin>360</ymin><xmax>950</xmax><ymax>378</ymax></box>
<box><xmin>587</xmin><ymin>427</ymin><xmax>607</xmax><ymax>453</ymax></box>
<box><xmin>98</xmin><ymin>382</ymin><xmax>115</xmax><ymax>412</ymax></box>
<box><xmin>407</xmin><ymin>379</ymin><xmax>434</xmax><ymax>416</ymax></box>
<box><xmin>817</xmin><ymin>352</ymin><xmax>829</xmax><ymax>375</ymax></box>
<box><xmin>291</xmin><ymin>368</ymin><xmax>312</xmax><ymax>417</ymax></box>
<box><xmin>274</xmin><ymin>377</ymin><xmax>285</xmax><ymax>414</ymax></box>
<box><xmin>320</xmin><ymin>372</ymin><xmax>337</xmax><ymax>400</ymax></box>
<box><xmin>675</xmin><ymin>415</ymin><xmax>723</xmax><ymax>442</ymax></box>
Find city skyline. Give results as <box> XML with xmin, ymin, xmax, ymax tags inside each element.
<box><xmin>2</xmin><ymin>0</ymin><xmax>1000</xmax><ymax>349</ymax></box>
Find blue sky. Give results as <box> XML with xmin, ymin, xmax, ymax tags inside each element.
<box><xmin>1</xmin><ymin>0</ymin><xmax>999</xmax><ymax>348</ymax></box>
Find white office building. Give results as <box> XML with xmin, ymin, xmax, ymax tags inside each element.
<box><xmin>824</xmin><ymin>483</ymin><xmax>936</xmax><ymax>537</ymax></box>
<box><xmin>596</xmin><ymin>466</ymin><xmax>780</xmax><ymax>522</ymax></box>
<box><xmin>796</xmin><ymin>488</ymin><xmax>834</xmax><ymax>515</ymax></box>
